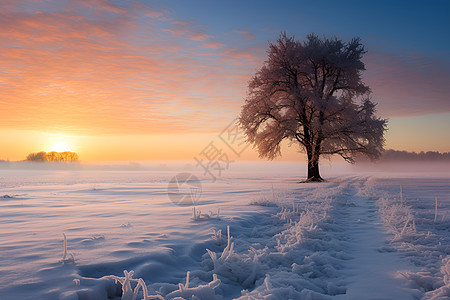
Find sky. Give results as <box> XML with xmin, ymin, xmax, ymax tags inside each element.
<box><xmin>0</xmin><ymin>0</ymin><xmax>449</xmax><ymax>161</ymax></box>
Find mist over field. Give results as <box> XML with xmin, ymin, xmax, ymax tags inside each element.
<box><xmin>2</xmin><ymin>156</ymin><xmax>450</xmax><ymax>175</ymax></box>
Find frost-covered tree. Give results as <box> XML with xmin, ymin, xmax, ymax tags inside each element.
<box><xmin>239</xmin><ymin>33</ymin><xmax>387</xmax><ymax>181</ymax></box>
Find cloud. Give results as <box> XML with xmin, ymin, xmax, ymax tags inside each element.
<box><xmin>165</xmin><ymin>20</ymin><xmax>212</xmax><ymax>41</ymax></box>
<box><xmin>364</xmin><ymin>51</ymin><xmax>450</xmax><ymax>117</ymax></box>
<box><xmin>234</xmin><ymin>29</ymin><xmax>256</xmax><ymax>41</ymax></box>
<box><xmin>0</xmin><ymin>0</ymin><xmax>260</xmax><ymax>135</ymax></box>
<box><xmin>202</xmin><ymin>41</ymin><xmax>224</xmax><ymax>49</ymax></box>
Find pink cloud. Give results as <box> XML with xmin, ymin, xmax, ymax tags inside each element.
<box><xmin>202</xmin><ymin>41</ymin><xmax>224</xmax><ymax>49</ymax></box>
<box><xmin>234</xmin><ymin>29</ymin><xmax>256</xmax><ymax>41</ymax></box>
<box><xmin>364</xmin><ymin>51</ymin><xmax>450</xmax><ymax>117</ymax></box>
<box><xmin>165</xmin><ymin>20</ymin><xmax>212</xmax><ymax>41</ymax></box>
<box><xmin>74</xmin><ymin>0</ymin><xmax>128</xmax><ymax>14</ymax></box>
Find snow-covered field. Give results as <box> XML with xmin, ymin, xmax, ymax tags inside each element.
<box><xmin>0</xmin><ymin>165</ymin><xmax>449</xmax><ymax>299</ymax></box>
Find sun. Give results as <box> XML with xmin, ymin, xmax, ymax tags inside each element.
<box><xmin>50</xmin><ymin>141</ymin><xmax>71</xmax><ymax>152</ymax></box>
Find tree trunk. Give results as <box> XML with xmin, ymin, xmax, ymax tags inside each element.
<box><xmin>306</xmin><ymin>158</ymin><xmax>324</xmax><ymax>182</ymax></box>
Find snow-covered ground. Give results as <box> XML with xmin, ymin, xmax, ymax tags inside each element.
<box><xmin>0</xmin><ymin>165</ymin><xmax>449</xmax><ymax>299</ymax></box>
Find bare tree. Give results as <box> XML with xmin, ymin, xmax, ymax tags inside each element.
<box><xmin>26</xmin><ymin>151</ymin><xmax>47</xmax><ymax>162</ymax></box>
<box><xmin>60</xmin><ymin>151</ymin><xmax>69</xmax><ymax>162</ymax></box>
<box><xmin>239</xmin><ymin>33</ymin><xmax>387</xmax><ymax>181</ymax></box>
<box><xmin>47</xmin><ymin>151</ymin><xmax>58</xmax><ymax>162</ymax></box>
<box><xmin>67</xmin><ymin>151</ymin><xmax>79</xmax><ymax>162</ymax></box>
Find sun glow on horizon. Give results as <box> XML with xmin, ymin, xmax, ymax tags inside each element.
<box><xmin>49</xmin><ymin>141</ymin><xmax>72</xmax><ymax>153</ymax></box>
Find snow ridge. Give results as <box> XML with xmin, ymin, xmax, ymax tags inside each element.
<box><xmin>368</xmin><ymin>180</ymin><xmax>450</xmax><ymax>299</ymax></box>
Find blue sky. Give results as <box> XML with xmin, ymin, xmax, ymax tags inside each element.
<box><xmin>159</xmin><ymin>0</ymin><xmax>449</xmax><ymax>53</ymax></box>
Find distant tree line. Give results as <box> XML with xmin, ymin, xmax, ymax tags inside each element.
<box><xmin>357</xmin><ymin>149</ymin><xmax>450</xmax><ymax>163</ymax></box>
<box><xmin>26</xmin><ymin>151</ymin><xmax>79</xmax><ymax>162</ymax></box>
<box><xmin>382</xmin><ymin>150</ymin><xmax>450</xmax><ymax>161</ymax></box>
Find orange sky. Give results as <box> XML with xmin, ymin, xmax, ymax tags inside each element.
<box><xmin>0</xmin><ymin>1</ymin><xmax>255</xmax><ymax>161</ymax></box>
<box><xmin>1</xmin><ymin>0</ymin><xmax>449</xmax><ymax>162</ymax></box>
